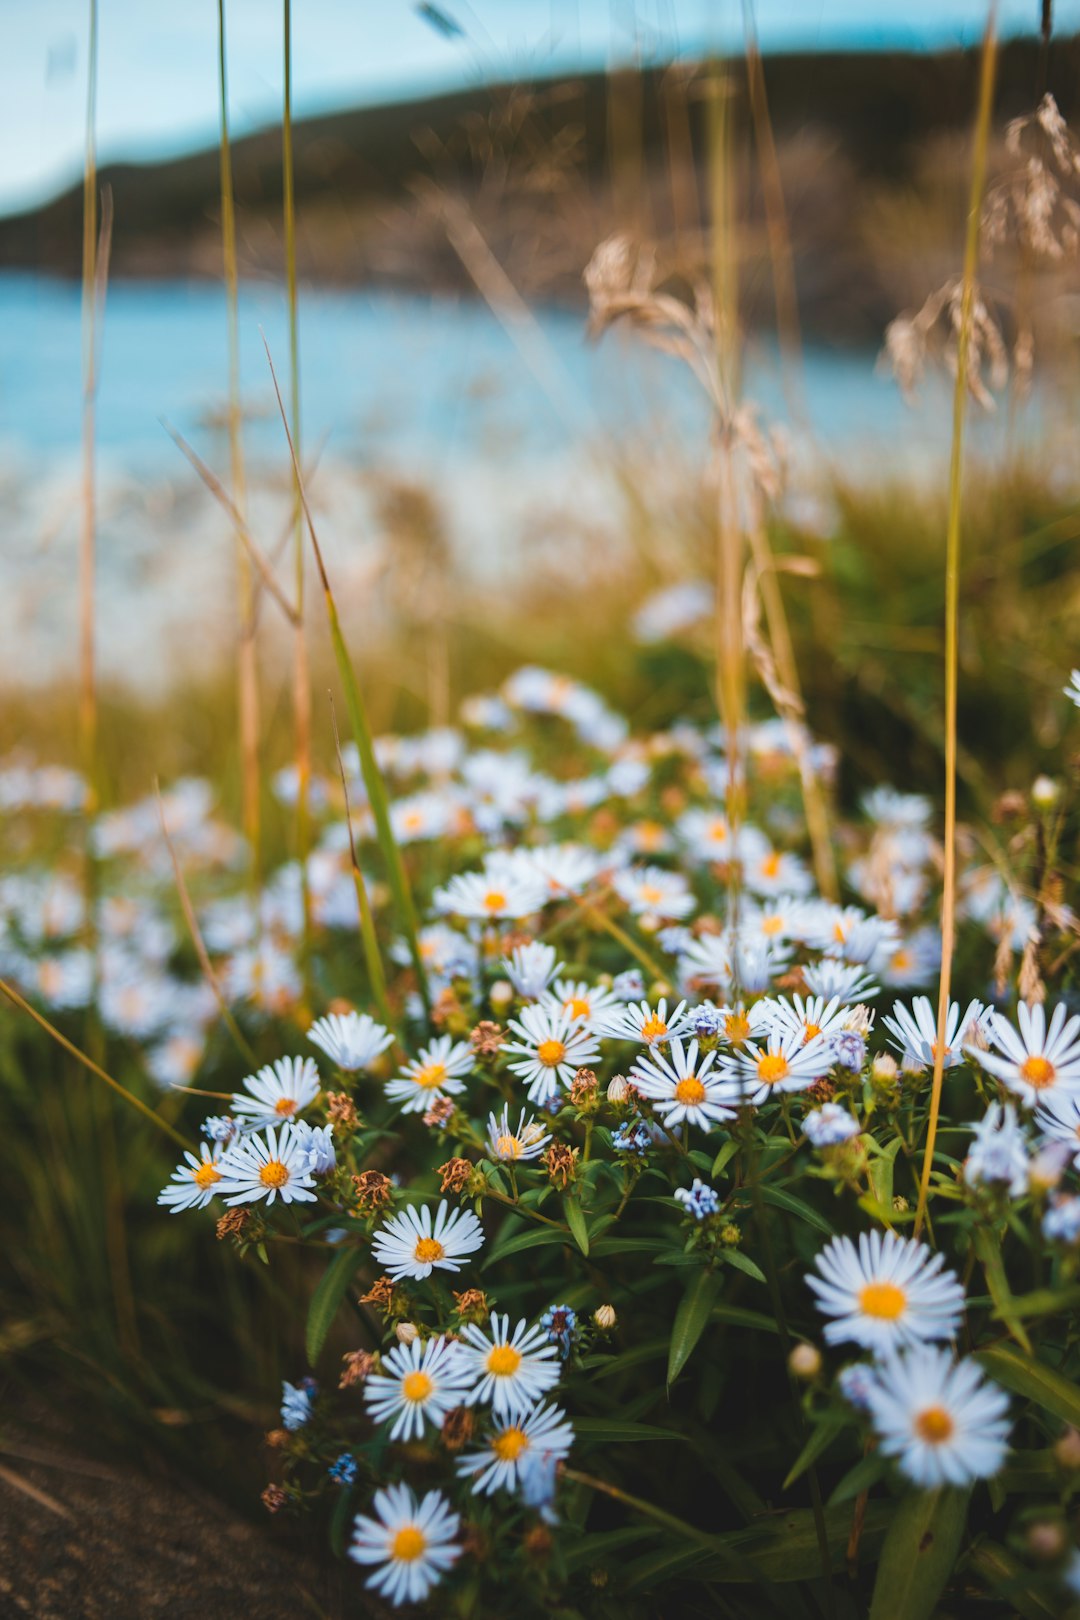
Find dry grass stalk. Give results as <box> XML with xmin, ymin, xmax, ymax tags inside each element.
<box><xmin>915</xmin><ymin>16</ymin><xmax>1000</xmax><ymax>1242</ymax></box>
<box><xmin>217</xmin><ymin>0</ymin><xmax>261</xmax><ymax>872</ymax></box>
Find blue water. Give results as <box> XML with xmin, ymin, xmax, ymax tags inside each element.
<box><xmin>0</xmin><ymin>270</ymin><xmax>1034</xmax><ymax>482</ymax></box>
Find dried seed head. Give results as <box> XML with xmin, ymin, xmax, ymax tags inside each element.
<box><xmin>339</xmin><ymin>1350</ymin><xmax>376</xmax><ymax>1389</ymax></box>
<box><xmin>470</xmin><ymin>1020</ymin><xmax>505</xmax><ymax>1057</ymax></box>
<box><xmin>438</xmin><ymin>1157</ymin><xmax>473</xmax><ymax>1194</ymax></box>
<box><xmin>353</xmin><ymin>1170</ymin><xmax>394</xmax><ymax>1214</ymax></box>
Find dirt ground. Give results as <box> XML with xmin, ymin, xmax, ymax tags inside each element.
<box><xmin>0</xmin><ymin>1429</ymin><xmax>358</xmax><ymax>1620</ymax></box>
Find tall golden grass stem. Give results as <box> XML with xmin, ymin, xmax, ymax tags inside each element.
<box><xmin>915</xmin><ymin>15</ymin><xmax>999</xmax><ymax>1241</ymax></box>
<box><xmin>79</xmin><ymin>0</ymin><xmax>99</xmax><ymax>810</ymax></box>
<box><xmin>0</xmin><ymin>980</ymin><xmax>192</xmax><ymax>1151</ymax></box>
<box><xmin>218</xmin><ymin>0</ymin><xmax>261</xmax><ymax>872</ymax></box>
<box><xmin>283</xmin><ymin>0</ymin><xmax>314</xmax><ymax>985</ymax></box>
<box><xmin>329</xmin><ymin>695</ymin><xmax>396</xmax><ymax>1035</ymax></box>
<box><xmin>262</xmin><ymin>338</ymin><xmax>432</xmax><ymax>1012</ymax></box>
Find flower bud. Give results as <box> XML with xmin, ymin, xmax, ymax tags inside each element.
<box><xmin>593</xmin><ymin>1304</ymin><xmax>617</xmax><ymax>1331</ymax></box>
<box><xmin>606</xmin><ymin>1074</ymin><xmax>630</xmax><ymax>1104</ymax></box>
<box><xmin>489</xmin><ymin>979</ymin><xmax>514</xmax><ymax>1012</ymax></box>
<box><xmin>871</xmin><ymin>1053</ymin><xmax>899</xmax><ymax>1084</ymax></box>
<box><xmin>1026</xmin><ymin>1520</ymin><xmax>1067</xmax><ymax>1561</ymax></box>
<box><xmin>788</xmin><ymin>1343</ymin><xmax>822</xmax><ymax>1381</ymax></box>
<box><xmin>395</xmin><ymin>1321</ymin><xmax>419</xmax><ymax>1346</ymax></box>
<box><xmin>1054</xmin><ymin>1427</ymin><xmax>1080</xmax><ymax>1471</ymax></box>
<box><xmin>1032</xmin><ymin>775</ymin><xmax>1060</xmax><ymax>810</ymax></box>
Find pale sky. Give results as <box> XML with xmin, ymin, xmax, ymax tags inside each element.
<box><xmin>0</xmin><ymin>0</ymin><xmax>1074</xmax><ymax>215</ymax></box>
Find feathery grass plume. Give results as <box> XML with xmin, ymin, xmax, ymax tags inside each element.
<box><xmin>282</xmin><ymin>0</ymin><xmax>313</xmax><ymax>987</ymax></box>
<box><xmin>915</xmin><ymin>14</ymin><xmax>1000</xmax><ymax>1242</ymax></box>
<box><xmin>217</xmin><ymin>0</ymin><xmax>261</xmax><ymax>874</ymax></box>
<box><xmin>262</xmin><ymin>338</ymin><xmax>432</xmax><ymax>1014</ymax></box>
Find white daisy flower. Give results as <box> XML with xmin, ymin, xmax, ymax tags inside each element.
<box><xmin>502</xmin><ymin>941</ymin><xmax>563</xmax><ymax>999</ymax></box>
<box><xmin>764</xmin><ymin>993</ymin><xmax>849</xmax><ymax>1048</ymax></box>
<box><xmin>371</xmin><ymin>1200</ymin><xmax>484</xmax><ymax>1281</ymax></box>
<box><xmin>157</xmin><ymin>1142</ymin><xmax>225</xmax><ymax>1213</ymax></box>
<box><xmin>599</xmin><ymin>996</ymin><xmax>691</xmax><ymax>1046</ymax></box>
<box><xmin>629</xmin><ymin>1037</ymin><xmax>736</xmax><ymax>1130</ymax></box>
<box><xmin>363</xmin><ymin>1335</ymin><xmax>474</xmax><ymax>1442</ymax></box>
<box><xmin>807</xmin><ymin>1231</ymin><xmax>965</xmax><ymax>1353</ymax></box>
<box><xmin>348</xmin><ymin>1483</ymin><xmax>461</xmax><ymax>1608</ymax></box>
<box><xmin>724</xmin><ymin>1026</ymin><xmax>834</xmax><ymax>1106</ymax></box>
<box><xmin>711</xmin><ymin>1000</ymin><xmax>775</xmax><ymax>1045</ymax></box>
<box><xmin>1065</xmin><ymin>669</ymin><xmax>1080</xmax><ymax>709</ymax></box>
<box><xmin>542</xmin><ymin>977</ymin><xmax>621</xmax><ymax>1032</ymax></box>
<box><xmin>307</xmin><ymin>1011</ymin><xmax>393</xmax><ymax>1072</ymax></box>
<box><xmin>741</xmin><ymin>896</ymin><xmax>813</xmax><ymax>947</ymax></box>
<box><xmin>486</xmin><ymin>1107</ymin><xmax>551</xmax><ymax>1162</ymax></box>
<box><xmin>521</xmin><ymin>843</ymin><xmax>604</xmax><ymax>898</ymax></box>
<box><xmin>612</xmin><ymin>864</ymin><xmax>695</xmax><ymax>921</ymax></box>
<box><xmin>803</xmin><ymin>1104</ymin><xmax>861</xmax><ymax>1148</ymax></box>
<box><xmin>743</xmin><ymin>846</ymin><xmax>814</xmax><ymax>899</ymax></box>
<box><xmin>801</xmin><ymin>960</ymin><xmax>880</xmax><ymax>1005</ymax></box>
<box><xmin>434</xmin><ymin>866</ymin><xmax>547</xmax><ymax>921</ymax></box>
<box><xmin>1035</xmin><ymin>1088</ymin><xmax>1080</xmax><ymax>1167</ymax></box>
<box><xmin>456</xmin><ymin>1402</ymin><xmax>574</xmax><ymax>1496</ymax></box>
<box><xmin>216</xmin><ymin>1123</ymin><xmax>318</xmax><ymax>1206</ymax></box>
<box><xmin>964</xmin><ymin>1102</ymin><xmax>1030</xmax><ymax>1198</ymax></box>
<box><xmin>231</xmin><ymin>1055</ymin><xmax>321</xmax><ymax>1130</ymax></box>
<box><xmin>968</xmin><ymin>1000</ymin><xmax>1080</xmax><ymax>1106</ymax></box>
<box><xmin>458</xmin><ymin>1313</ymin><xmax>560</xmax><ymax>1419</ymax></box>
<box><xmin>865</xmin><ymin>1347</ymin><xmax>1010</xmax><ymax>1488</ymax></box>
<box><xmin>385</xmin><ymin>1036</ymin><xmax>473</xmax><ymax>1114</ymax></box>
<box><xmin>875</xmin><ymin>927</ymin><xmax>941</xmax><ymax>988</ymax></box>
<box><xmin>804</xmin><ymin>904</ymin><xmax>899</xmax><ymax>965</ymax></box>
<box><xmin>504</xmin><ymin>1005</ymin><xmax>601</xmax><ymax>1104</ymax></box>
<box><xmin>883</xmin><ymin>996</ymin><xmax>990</xmax><ymax>1071</ymax></box>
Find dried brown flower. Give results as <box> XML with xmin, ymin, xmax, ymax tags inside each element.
<box><xmin>544</xmin><ymin>1141</ymin><xmax>579</xmax><ymax>1190</ymax></box>
<box><xmin>453</xmin><ymin>1288</ymin><xmax>489</xmax><ymax>1323</ymax></box>
<box><xmin>353</xmin><ymin>1170</ymin><xmax>393</xmax><ymax>1214</ymax></box>
<box><xmin>423</xmin><ymin>1095</ymin><xmax>457</xmax><ymax>1129</ymax></box>
<box><xmin>440</xmin><ymin>1406</ymin><xmax>476</xmax><ymax>1452</ymax></box>
<box><xmin>325</xmin><ymin>1091</ymin><xmax>359</xmax><ymax>1128</ymax></box>
<box><xmin>471</xmin><ymin>1020</ymin><xmax>505</xmax><ymax>1058</ymax></box>
<box><xmin>261</xmin><ymin>1484</ymin><xmax>289</xmax><ymax>1515</ymax></box>
<box><xmin>438</xmin><ymin>1157</ymin><xmax>472</xmax><ymax>1194</ymax></box>
<box><xmin>804</xmin><ymin>1077</ymin><xmax>837</xmax><ymax>1106</ymax></box>
<box><xmin>339</xmin><ymin>1349</ymin><xmax>376</xmax><ymax>1389</ymax></box>
<box><xmin>569</xmin><ymin>1068</ymin><xmax>598</xmax><ymax>1105</ymax></box>
<box><xmin>215</xmin><ymin>1208</ymin><xmax>250</xmax><ymax>1242</ymax></box>
<box><xmin>265</xmin><ymin>1429</ymin><xmax>289</xmax><ymax>1449</ymax></box>
<box><xmin>360</xmin><ymin>1276</ymin><xmax>397</xmax><ymax>1310</ymax></box>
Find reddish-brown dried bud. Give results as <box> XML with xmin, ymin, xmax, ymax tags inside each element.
<box><xmin>438</xmin><ymin>1157</ymin><xmax>472</xmax><ymax>1194</ymax></box>
<box><xmin>339</xmin><ymin>1349</ymin><xmax>376</xmax><ymax>1389</ymax></box>
<box><xmin>353</xmin><ymin>1170</ymin><xmax>393</xmax><ymax>1213</ymax></box>
<box><xmin>470</xmin><ymin>1020</ymin><xmax>505</xmax><ymax>1058</ymax></box>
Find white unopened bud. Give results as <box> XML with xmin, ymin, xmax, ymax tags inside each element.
<box><xmin>606</xmin><ymin>1075</ymin><xmax>630</xmax><ymax>1103</ymax></box>
<box><xmin>1032</xmin><ymin>775</ymin><xmax>1060</xmax><ymax>810</ymax></box>
<box><xmin>872</xmin><ymin>1053</ymin><xmax>899</xmax><ymax>1083</ymax></box>
<box><xmin>788</xmin><ymin>1343</ymin><xmax>822</xmax><ymax>1381</ymax></box>
<box><xmin>593</xmin><ymin>1304</ymin><xmax>617</xmax><ymax>1331</ymax></box>
<box><xmin>489</xmin><ymin>979</ymin><xmax>514</xmax><ymax>1011</ymax></box>
<box><xmin>395</xmin><ymin>1321</ymin><xmax>419</xmax><ymax>1346</ymax></box>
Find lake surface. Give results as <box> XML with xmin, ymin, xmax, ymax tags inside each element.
<box><xmin>0</xmin><ymin>273</ymin><xmax>1069</xmax><ymax>690</ymax></box>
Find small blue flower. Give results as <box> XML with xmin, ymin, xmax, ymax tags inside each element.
<box><xmin>831</xmin><ymin>1030</ymin><xmax>866</xmax><ymax>1072</ymax></box>
<box><xmin>612</xmin><ymin>1121</ymin><xmax>652</xmax><ymax>1158</ymax></box>
<box><xmin>518</xmin><ymin>1448</ymin><xmax>559</xmax><ymax>1525</ymax></box>
<box><xmin>541</xmin><ymin>1304</ymin><xmax>577</xmax><ymax>1360</ymax></box>
<box><xmin>803</xmin><ymin>1104</ymin><xmax>861</xmax><ymax>1149</ymax></box>
<box><xmin>692</xmin><ymin>1005</ymin><xmax>721</xmax><ymax>1040</ymax></box>
<box><xmin>202</xmin><ymin>1114</ymin><xmax>237</xmax><ymax>1143</ymax></box>
<box><xmin>837</xmin><ymin>1363</ymin><xmax>875</xmax><ymax>1413</ymax></box>
<box><xmin>674</xmin><ymin>1178</ymin><xmax>719</xmax><ymax>1220</ymax></box>
<box><xmin>328</xmin><ymin>1451</ymin><xmax>358</xmax><ymax>1486</ymax></box>
<box><xmin>1044</xmin><ymin>1195</ymin><xmax>1080</xmax><ymax>1245</ymax></box>
<box><xmin>612</xmin><ymin>969</ymin><xmax>646</xmax><ymax>1002</ymax></box>
<box><xmin>281</xmin><ymin>1377</ymin><xmax>317</xmax><ymax>1431</ymax></box>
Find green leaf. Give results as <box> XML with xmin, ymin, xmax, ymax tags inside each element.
<box><xmin>782</xmin><ymin>1416</ymin><xmax>845</xmax><ymax>1491</ymax></box>
<box><xmin>965</xmin><ymin>1540</ymin><xmax>1063</xmax><ymax>1620</ymax></box>
<box><xmin>562</xmin><ymin>1526</ymin><xmax>663</xmax><ymax>1574</ymax></box>
<box><xmin>718</xmin><ymin>1248</ymin><xmax>766</xmax><ymax>1284</ymax></box>
<box><xmin>866</xmin><ymin>1135</ymin><xmax>901</xmax><ymax>1211</ymax></box>
<box><xmin>667</xmin><ymin>1269</ymin><xmax>721</xmax><ymax>1387</ymax></box>
<box><xmin>973</xmin><ymin>1226</ymin><xmax>1032</xmax><ymax>1353</ymax></box>
<box><xmin>710</xmin><ymin>1303</ymin><xmax>781</xmax><ymax>1335</ymax></box>
<box><xmin>868</xmin><ymin>1488</ymin><xmax>970</xmax><ymax>1620</ymax></box>
<box><xmin>975</xmin><ymin>1343</ymin><xmax>1080</xmax><ymax>1429</ymax></box>
<box><xmin>827</xmin><ymin>1450</ymin><xmax>888</xmax><ymax>1506</ymax></box>
<box><xmin>563</xmin><ymin>1195</ymin><xmax>589</xmax><ymax>1256</ymax></box>
<box><xmin>757</xmin><ymin>1184</ymin><xmax>836</xmax><ymax>1235</ymax></box>
<box><xmin>306</xmin><ymin>1245</ymin><xmax>364</xmax><ymax>1366</ymax></box>
<box><xmin>711</xmin><ymin>1138</ymin><xmax>740</xmax><ymax>1178</ymax></box>
<box><xmin>573</xmin><ymin>1417</ymin><xmax>687</xmax><ymax>1443</ymax></box>
<box><xmin>481</xmin><ymin>1225</ymin><xmax>568</xmax><ymax>1269</ymax></box>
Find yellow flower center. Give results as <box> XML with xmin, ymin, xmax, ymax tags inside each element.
<box><xmin>193</xmin><ymin>1161</ymin><xmax>221</xmax><ymax>1190</ymax></box>
<box><xmin>565</xmin><ymin>997</ymin><xmax>591</xmax><ymax>1020</ymax></box>
<box><xmin>1020</xmin><ymin>1055</ymin><xmax>1055</xmax><ymax>1089</ymax></box>
<box><xmin>761</xmin><ymin>914</ymin><xmax>784</xmax><ymax>936</ymax></box>
<box><xmin>803</xmin><ymin>1023</ymin><xmax>822</xmax><ymax>1042</ymax></box>
<box><xmin>537</xmin><ymin>1039</ymin><xmax>566</xmax><ymax>1067</ymax></box>
<box><xmin>391</xmin><ymin>1526</ymin><xmax>426</xmax><ymax>1563</ymax></box>
<box><xmin>491</xmin><ymin>1426</ymin><xmax>529</xmax><ymax>1461</ymax></box>
<box><xmin>414</xmin><ymin>1061</ymin><xmax>448</xmax><ymax>1090</ymax></box>
<box><xmin>914</xmin><ymin>1405</ymin><xmax>955</xmax><ymax>1444</ymax></box>
<box><xmin>403</xmin><ymin>811</ymin><xmax>424</xmax><ymax>831</ymax></box>
<box><xmin>725</xmin><ymin>1012</ymin><xmax>751</xmax><ymax>1043</ymax></box>
<box><xmin>259</xmin><ymin>1160</ymin><xmax>290</xmax><ymax>1188</ymax></box>
<box><xmin>414</xmin><ymin>1237</ymin><xmax>445</xmax><ymax>1264</ymax></box>
<box><xmin>640</xmin><ymin>1015</ymin><xmax>668</xmax><ymax>1041</ymax></box>
<box><xmin>708</xmin><ymin>819</ymin><xmax>728</xmax><ymax>842</ymax></box>
<box><xmin>833</xmin><ymin>922</ymin><xmax>847</xmax><ymax>944</ymax></box>
<box><xmin>637</xmin><ymin>821</ymin><xmax>665</xmax><ymax>850</ymax></box>
<box><xmin>858</xmin><ymin>1281</ymin><xmax>907</xmax><ymax>1320</ymax></box>
<box><xmin>495</xmin><ymin>1134</ymin><xmax>522</xmax><ymax>1160</ymax></box>
<box><xmin>483</xmin><ymin>890</ymin><xmax>507</xmax><ymax>912</ymax></box>
<box><xmin>760</xmin><ymin>852</ymin><xmax>781</xmax><ymax>879</ymax></box>
<box><xmin>274</xmin><ymin>1096</ymin><xmax>298</xmax><ymax>1115</ymax></box>
<box><xmin>674</xmin><ymin>1077</ymin><xmax>707</xmax><ymax>1106</ymax></box>
<box><xmin>891</xmin><ymin>950</ymin><xmax>911</xmax><ymax>973</ymax></box>
<box><xmin>487</xmin><ymin>1344</ymin><xmax>523</xmax><ymax>1377</ymax></box>
<box><xmin>756</xmin><ymin>1053</ymin><xmax>790</xmax><ymax>1084</ymax></box>
<box><xmin>639</xmin><ymin>884</ymin><xmax>665</xmax><ymax>906</ymax></box>
<box><xmin>402</xmin><ymin>1371</ymin><xmax>433</xmax><ymax>1403</ymax></box>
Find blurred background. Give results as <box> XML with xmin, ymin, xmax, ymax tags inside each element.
<box><xmin>1</xmin><ymin>0</ymin><xmax>1079</xmax><ymax>807</ymax></box>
